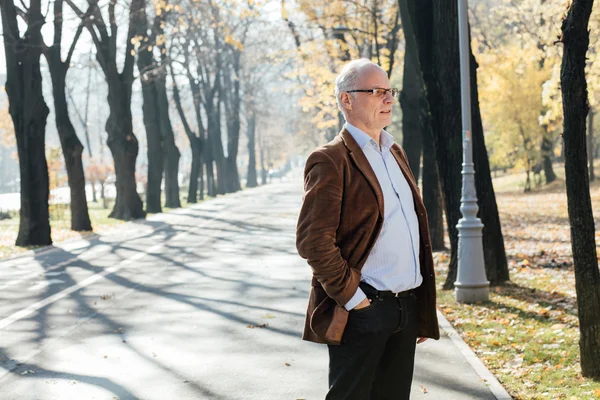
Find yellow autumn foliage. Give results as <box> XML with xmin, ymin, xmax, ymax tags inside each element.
<box><xmin>478</xmin><ymin>43</ymin><xmax>552</xmax><ymax>171</ymax></box>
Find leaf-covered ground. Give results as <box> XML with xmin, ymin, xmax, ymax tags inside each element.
<box><xmin>0</xmin><ymin>192</ymin><xmax>198</xmax><ymax>259</ymax></box>
<box><xmin>436</xmin><ymin>177</ymin><xmax>600</xmax><ymax>400</ymax></box>
<box><xmin>0</xmin><ymin>201</ymin><xmax>124</xmax><ymax>259</ymax></box>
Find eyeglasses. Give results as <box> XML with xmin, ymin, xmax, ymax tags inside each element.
<box><xmin>346</xmin><ymin>88</ymin><xmax>399</xmax><ymax>98</ymax></box>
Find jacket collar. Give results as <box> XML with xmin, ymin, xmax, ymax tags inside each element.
<box><xmin>340</xmin><ymin>128</ymin><xmax>384</xmax><ymax>216</ymax></box>
<box><xmin>390</xmin><ymin>144</ymin><xmax>418</xmax><ymax>189</ymax></box>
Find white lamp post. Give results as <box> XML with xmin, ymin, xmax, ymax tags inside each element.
<box><xmin>455</xmin><ymin>0</ymin><xmax>490</xmax><ymax>303</ymax></box>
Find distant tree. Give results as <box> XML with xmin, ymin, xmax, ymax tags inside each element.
<box><xmin>478</xmin><ymin>44</ymin><xmax>549</xmax><ymax>192</ymax></box>
<box><xmin>169</xmin><ymin>53</ymin><xmax>205</xmax><ymax>204</ymax></box>
<box><xmin>43</xmin><ymin>0</ymin><xmax>92</xmax><ymax>231</ymax></box>
<box><xmin>66</xmin><ymin>51</ymin><xmax>97</xmax><ymax>202</ymax></box>
<box><xmin>0</xmin><ymin>0</ymin><xmax>52</xmax><ymax>245</ymax></box>
<box><xmin>66</xmin><ymin>0</ymin><xmax>146</xmax><ymax>220</ymax></box>
<box><xmin>135</xmin><ymin>0</ymin><xmax>181</xmax><ymax>213</ymax></box>
<box><xmin>470</xmin><ymin>0</ymin><xmax>565</xmax><ymax>184</ymax></box>
<box><xmin>86</xmin><ymin>158</ymin><xmax>113</xmax><ymax>209</ymax></box>
<box><xmin>559</xmin><ymin>0</ymin><xmax>600</xmax><ymax>379</ymax></box>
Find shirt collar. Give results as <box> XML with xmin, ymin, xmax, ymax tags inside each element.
<box><xmin>345</xmin><ymin>122</ymin><xmax>394</xmax><ymax>151</ymax></box>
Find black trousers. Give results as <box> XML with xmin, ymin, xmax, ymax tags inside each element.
<box><xmin>326</xmin><ymin>283</ymin><xmax>418</xmax><ymax>400</ymax></box>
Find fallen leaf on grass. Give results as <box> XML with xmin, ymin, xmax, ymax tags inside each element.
<box><xmin>507</xmin><ymin>356</ymin><xmax>523</xmax><ymax>368</ymax></box>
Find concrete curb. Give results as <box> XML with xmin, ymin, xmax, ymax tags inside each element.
<box><xmin>437</xmin><ymin>310</ymin><xmax>513</xmax><ymax>400</ymax></box>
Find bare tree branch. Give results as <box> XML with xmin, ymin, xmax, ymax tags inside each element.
<box><xmin>15</xmin><ymin>5</ymin><xmax>28</xmax><ymax>23</ymax></box>
<box><xmin>65</xmin><ymin>22</ymin><xmax>85</xmax><ymax>67</ymax></box>
<box><xmin>108</xmin><ymin>0</ymin><xmax>117</xmax><ymax>60</ymax></box>
<box><xmin>17</xmin><ymin>0</ymin><xmax>28</xmax><ymax>12</ymax></box>
<box><xmin>64</xmin><ymin>0</ymin><xmax>83</xmax><ymax>17</ymax></box>
<box><xmin>281</xmin><ymin>0</ymin><xmax>301</xmax><ymax>48</ymax></box>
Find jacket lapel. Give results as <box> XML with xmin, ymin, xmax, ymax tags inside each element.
<box><xmin>340</xmin><ymin>129</ymin><xmax>384</xmax><ymax>216</ymax></box>
<box><xmin>390</xmin><ymin>144</ymin><xmax>422</xmax><ymax>201</ymax></box>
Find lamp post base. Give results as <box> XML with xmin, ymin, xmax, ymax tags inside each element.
<box><xmin>455</xmin><ymin>283</ymin><xmax>489</xmax><ymax>303</ymax></box>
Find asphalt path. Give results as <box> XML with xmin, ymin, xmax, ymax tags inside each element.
<box><xmin>0</xmin><ymin>179</ymin><xmax>501</xmax><ymax>400</ymax></box>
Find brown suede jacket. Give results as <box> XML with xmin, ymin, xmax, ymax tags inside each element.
<box><xmin>296</xmin><ymin>129</ymin><xmax>440</xmax><ymax>345</ymax></box>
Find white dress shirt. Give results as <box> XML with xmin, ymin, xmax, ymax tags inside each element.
<box><xmin>344</xmin><ymin>122</ymin><xmax>423</xmax><ymax>310</ymax></box>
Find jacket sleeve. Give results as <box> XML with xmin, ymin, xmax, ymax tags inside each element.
<box><xmin>296</xmin><ymin>150</ymin><xmax>361</xmax><ymax>307</ymax></box>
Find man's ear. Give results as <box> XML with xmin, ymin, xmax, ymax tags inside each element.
<box><xmin>340</xmin><ymin>92</ymin><xmax>352</xmax><ymax>111</ymax></box>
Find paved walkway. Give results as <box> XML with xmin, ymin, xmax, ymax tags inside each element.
<box><xmin>0</xmin><ymin>178</ymin><xmax>511</xmax><ymax>399</ymax></box>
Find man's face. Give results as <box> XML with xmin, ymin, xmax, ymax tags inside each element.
<box><xmin>343</xmin><ymin>65</ymin><xmax>395</xmax><ymax>132</ymax></box>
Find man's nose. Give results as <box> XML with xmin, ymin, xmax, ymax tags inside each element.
<box><xmin>384</xmin><ymin>92</ymin><xmax>395</xmax><ymax>104</ymax></box>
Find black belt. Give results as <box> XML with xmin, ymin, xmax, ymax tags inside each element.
<box><xmin>359</xmin><ymin>282</ymin><xmax>414</xmax><ymax>299</ymax></box>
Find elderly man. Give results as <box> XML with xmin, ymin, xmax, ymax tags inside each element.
<box><xmin>296</xmin><ymin>59</ymin><xmax>440</xmax><ymax>399</ymax></box>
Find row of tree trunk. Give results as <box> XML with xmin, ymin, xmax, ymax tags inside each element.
<box><xmin>559</xmin><ymin>0</ymin><xmax>600</xmax><ymax>379</ymax></box>
<box><xmin>398</xmin><ymin>0</ymin><xmax>600</xmax><ymax>379</ymax></box>
<box><xmin>0</xmin><ymin>0</ymin><xmax>253</xmax><ymax>246</ymax></box>
<box><xmin>398</xmin><ymin>0</ymin><xmax>509</xmax><ymax>287</ymax></box>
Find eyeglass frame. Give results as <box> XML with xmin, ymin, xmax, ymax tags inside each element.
<box><xmin>345</xmin><ymin>88</ymin><xmax>399</xmax><ymax>98</ymax></box>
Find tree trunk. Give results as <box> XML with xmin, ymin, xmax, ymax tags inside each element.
<box><xmin>190</xmin><ymin>81</ymin><xmax>206</xmax><ymax>200</ymax></box>
<box><xmin>402</xmin><ymin>27</ymin><xmax>444</xmax><ymax>251</ymax></box>
<box><xmin>188</xmin><ymin>140</ymin><xmax>201</xmax><ymax>203</ymax></box>
<box><xmin>1</xmin><ymin>0</ymin><xmax>52</xmax><ymax>246</ymax></box>
<box><xmin>422</xmin><ymin>135</ymin><xmax>445</xmax><ymax>251</ymax></box>
<box><xmin>105</xmin><ymin>80</ymin><xmax>145</xmax><ymax>220</ymax></box>
<box><xmin>259</xmin><ymin>129</ymin><xmax>267</xmax><ymax>185</ymax></box>
<box><xmin>246</xmin><ymin>112</ymin><xmax>258</xmax><ymax>188</ymax></box>
<box><xmin>138</xmin><ymin>44</ymin><xmax>164</xmax><ymax>214</ymax></box>
<box><xmin>47</xmin><ymin>56</ymin><xmax>92</xmax><ymax>231</ymax></box>
<box><xmin>215</xmin><ymin>103</ymin><xmax>227</xmax><ymax>195</ymax></box>
<box><xmin>198</xmin><ymin>151</ymin><xmax>205</xmax><ymax>200</ymax></box>
<box><xmin>541</xmin><ymin>135</ymin><xmax>557</xmax><ymax>183</ymax></box>
<box><xmin>170</xmin><ymin>67</ymin><xmax>200</xmax><ymax>204</ymax></box>
<box><xmin>74</xmin><ymin>0</ymin><xmax>146</xmax><ymax>221</ymax></box>
<box><xmin>470</xmin><ymin>50</ymin><xmax>510</xmax><ymax>285</ymax></box>
<box><xmin>207</xmin><ymin>103</ymin><xmax>225</xmax><ymax>195</ymax></box>
<box><xmin>222</xmin><ymin>50</ymin><xmax>242</xmax><ymax>194</ymax></box>
<box><xmin>157</xmin><ymin>75</ymin><xmax>181</xmax><ymax>209</ymax></box>
<box><xmin>83</xmin><ymin>50</ymin><xmax>94</xmax><ymax>161</ymax></box>
<box><xmin>100</xmin><ymin>180</ymin><xmax>107</xmax><ymax>209</ymax></box>
<box><xmin>398</xmin><ymin>0</ymin><xmax>508</xmax><ymax>289</ymax></box>
<box><xmin>205</xmin><ymin>152</ymin><xmax>217</xmax><ymax>197</ymax></box>
<box><xmin>560</xmin><ymin>0</ymin><xmax>600</xmax><ymax>379</ymax></box>
<box><xmin>400</xmin><ymin>40</ymin><xmax>423</xmax><ymax>179</ymax></box>
<box><xmin>589</xmin><ymin>109</ymin><xmax>595</xmax><ymax>182</ymax></box>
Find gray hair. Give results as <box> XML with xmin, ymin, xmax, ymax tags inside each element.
<box><xmin>334</xmin><ymin>59</ymin><xmax>385</xmax><ymax>113</ymax></box>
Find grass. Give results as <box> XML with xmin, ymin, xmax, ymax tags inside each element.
<box><xmin>435</xmin><ymin>166</ymin><xmax>600</xmax><ymax>400</ymax></box>
<box><xmin>0</xmin><ymin>199</ymin><xmax>124</xmax><ymax>259</ymax></box>
<box><xmin>0</xmin><ymin>189</ymin><xmax>205</xmax><ymax>259</ymax></box>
